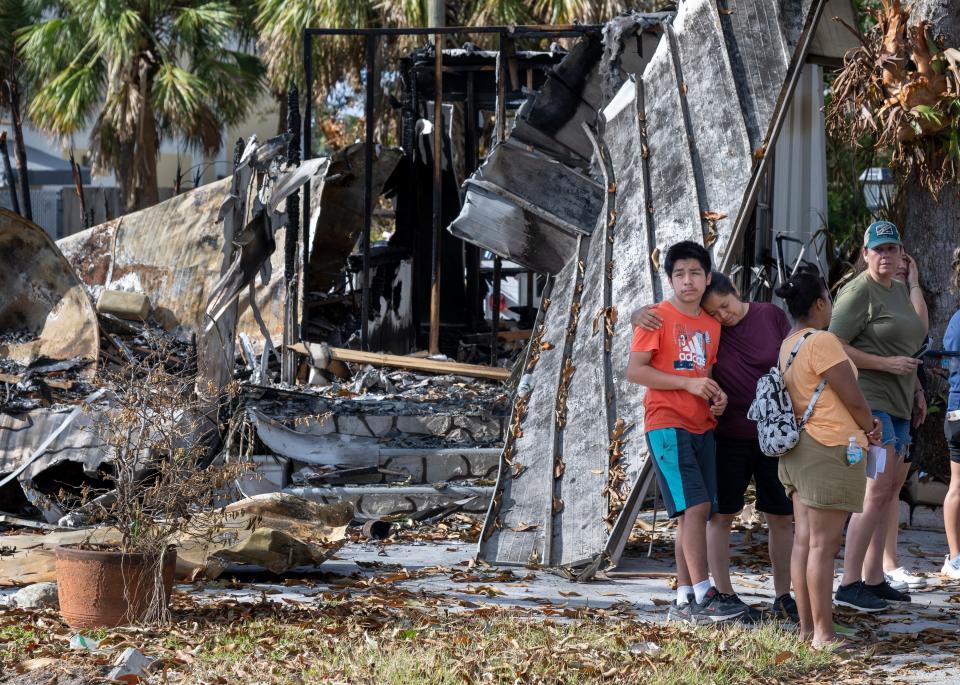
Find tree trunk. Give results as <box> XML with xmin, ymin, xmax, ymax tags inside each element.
<box><xmin>6</xmin><ymin>80</ymin><xmax>32</xmax><ymax>221</ymax></box>
<box><xmin>117</xmin><ymin>140</ymin><xmax>136</xmax><ymax>214</ymax></box>
<box><xmin>0</xmin><ymin>131</ymin><xmax>20</xmax><ymax>215</ymax></box>
<box><xmin>902</xmin><ymin>0</ymin><xmax>960</xmax><ymax>478</ymax></box>
<box><xmin>133</xmin><ymin>63</ymin><xmax>160</xmax><ymax>209</ymax></box>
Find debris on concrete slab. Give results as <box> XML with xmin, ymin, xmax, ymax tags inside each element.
<box><xmin>0</xmin><ymin>494</ymin><xmax>352</xmax><ymax>584</ymax></box>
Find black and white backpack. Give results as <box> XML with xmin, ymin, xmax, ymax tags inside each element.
<box><xmin>748</xmin><ymin>331</ymin><xmax>826</xmax><ymax>457</ymax></box>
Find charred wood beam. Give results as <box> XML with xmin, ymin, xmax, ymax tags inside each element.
<box><xmin>361</xmin><ymin>35</ymin><xmax>377</xmax><ymax>351</ymax></box>
<box><xmin>283</xmin><ymin>88</ymin><xmax>302</xmax><ymax>384</ymax></box>
<box><xmin>429</xmin><ymin>34</ymin><xmax>444</xmax><ymax>356</ymax></box>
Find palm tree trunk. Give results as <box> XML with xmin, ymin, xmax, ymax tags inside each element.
<box><xmin>117</xmin><ymin>140</ymin><xmax>136</xmax><ymax>213</ymax></box>
<box><xmin>134</xmin><ymin>64</ymin><xmax>160</xmax><ymax>209</ymax></box>
<box><xmin>6</xmin><ymin>80</ymin><xmax>32</xmax><ymax>221</ymax></box>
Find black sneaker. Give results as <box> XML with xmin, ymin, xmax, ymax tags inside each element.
<box><xmin>834</xmin><ymin>581</ymin><xmax>889</xmax><ymax>613</ymax></box>
<box><xmin>772</xmin><ymin>593</ymin><xmax>800</xmax><ymax>622</ymax></box>
<box><xmin>667</xmin><ymin>593</ymin><xmax>695</xmax><ymax>623</ymax></box>
<box><xmin>723</xmin><ymin>593</ymin><xmax>762</xmax><ymax>623</ymax></box>
<box><xmin>864</xmin><ymin>580</ymin><xmax>911</xmax><ymax>603</ymax></box>
<box><xmin>689</xmin><ymin>587</ymin><xmax>749</xmax><ymax>624</ymax></box>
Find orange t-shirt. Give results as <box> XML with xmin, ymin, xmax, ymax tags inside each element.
<box><xmin>779</xmin><ymin>328</ymin><xmax>867</xmax><ymax>448</ymax></box>
<box><xmin>630</xmin><ymin>300</ymin><xmax>721</xmax><ymax>434</ymax></box>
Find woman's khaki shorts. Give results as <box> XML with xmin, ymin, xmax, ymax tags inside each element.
<box><xmin>778</xmin><ymin>433</ymin><xmax>866</xmax><ymax>512</ymax></box>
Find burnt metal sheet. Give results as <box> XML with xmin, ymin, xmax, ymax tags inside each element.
<box><xmin>448</xmin><ymin>18</ymin><xmax>671</xmax><ymax>273</ymax></box>
<box><xmin>472</xmin><ymin>142</ymin><xmax>602</xmax><ymax>235</ymax></box>
<box><xmin>449</xmin><ymin>183</ymin><xmax>578</xmax><ymax>275</ymax></box>
<box><xmin>56</xmin><ymin>147</ymin><xmax>397</xmax><ymax>346</ymax></box>
<box><xmin>58</xmin><ymin>177</ymin><xmax>236</xmax><ymax>332</ymax></box>
<box><xmin>0</xmin><ymin>209</ymin><xmax>99</xmax><ymax>370</ymax></box>
<box><xmin>448</xmin><ymin>140</ymin><xmax>601</xmax><ymax>274</ymax></box>
<box><xmin>249</xmin><ymin>408</ymin><xmax>379</xmax><ymax>467</ymax></box>
<box><xmin>301</xmin><ymin>144</ymin><xmax>402</xmax><ymax>328</ymax></box>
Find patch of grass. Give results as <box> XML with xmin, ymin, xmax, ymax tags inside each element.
<box><xmin>0</xmin><ymin>595</ymin><xmax>843</xmax><ymax>685</ymax></box>
<box><xmin>187</xmin><ymin>615</ymin><xmax>834</xmax><ymax>685</ymax></box>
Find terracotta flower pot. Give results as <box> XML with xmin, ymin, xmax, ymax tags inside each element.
<box><xmin>54</xmin><ymin>545</ymin><xmax>176</xmax><ymax>628</ymax></box>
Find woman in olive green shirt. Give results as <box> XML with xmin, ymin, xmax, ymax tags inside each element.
<box><xmin>829</xmin><ymin>221</ymin><xmax>928</xmax><ymax>613</ymax></box>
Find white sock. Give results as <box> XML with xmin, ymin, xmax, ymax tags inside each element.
<box><xmin>693</xmin><ymin>579</ymin><xmax>712</xmax><ymax>604</ymax></box>
<box><xmin>676</xmin><ymin>585</ymin><xmax>693</xmax><ymax>604</ymax></box>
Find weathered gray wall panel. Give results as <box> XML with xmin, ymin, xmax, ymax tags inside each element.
<box><xmin>673</xmin><ymin>0</ymin><xmax>754</xmax><ymax>265</ymax></box>
<box><xmin>642</xmin><ymin>39</ymin><xmax>704</xmax><ymax>296</ymax></box>
<box><xmin>478</xmin><ymin>245</ymin><xmax>583</xmax><ymax>565</ymax></box>
<box><xmin>602</xmin><ymin>82</ymin><xmax>658</xmax><ymax>555</ymax></box>
<box><xmin>550</xmin><ymin>169</ymin><xmax>611</xmax><ymax>568</ymax></box>
<box><xmin>717</xmin><ymin>0</ymin><xmax>790</xmax><ymax>152</ymax></box>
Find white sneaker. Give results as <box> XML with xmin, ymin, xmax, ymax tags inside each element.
<box><xmin>941</xmin><ymin>555</ymin><xmax>960</xmax><ymax>581</ymax></box>
<box><xmin>885</xmin><ymin>567</ymin><xmax>927</xmax><ymax>590</ymax></box>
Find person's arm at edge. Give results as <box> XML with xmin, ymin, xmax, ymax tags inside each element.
<box><xmin>838</xmin><ymin>338</ymin><xmax>922</xmax><ymax>375</ymax></box>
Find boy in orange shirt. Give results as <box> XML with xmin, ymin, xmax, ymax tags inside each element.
<box><xmin>627</xmin><ymin>241</ymin><xmax>745</xmax><ymax>623</ymax></box>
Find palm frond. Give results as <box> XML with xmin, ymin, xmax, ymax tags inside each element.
<box><xmin>27</xmin><ymin>58</ymin><xmax>105</xmax><ymax>135</ymax></box>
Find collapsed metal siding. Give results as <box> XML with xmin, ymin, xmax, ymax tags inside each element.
<box><xmin>473</xmin><ymin>0</ymin><xmax>828</xmax><ymax>575</ymax></box>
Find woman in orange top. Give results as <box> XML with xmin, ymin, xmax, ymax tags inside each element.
<box><xmin>774</xmin><ymin>270</ymin><xmax>881</xmax><ymax>649</ymax></box>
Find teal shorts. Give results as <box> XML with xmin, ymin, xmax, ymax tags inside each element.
<box><xmin>646</xmin><ymin>427</ymin><xmax>718</xmax><ymax>518</ymax></box>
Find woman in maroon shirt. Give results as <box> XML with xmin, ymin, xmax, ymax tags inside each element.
<box><xmin>632</xmin><ymin>272</ymin><xmax>796</xmax><ymax>621</ymax></box>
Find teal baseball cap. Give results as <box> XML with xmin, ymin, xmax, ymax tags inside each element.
<box><xmin>864</xmin><ymin>220</ymin><xmax>902</xmax><ymax>249</ymax></box>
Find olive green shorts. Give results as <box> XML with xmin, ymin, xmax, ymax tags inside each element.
<box><xmin>778</xmin><ymin>433</ymin><xmax>866</xmax><ymax>513</ymax></box>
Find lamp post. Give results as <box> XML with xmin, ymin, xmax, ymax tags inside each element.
<box><xmin>859</xmin><ymin>167</ymin><xmax>896</xmax><ymax>216</ymax></box>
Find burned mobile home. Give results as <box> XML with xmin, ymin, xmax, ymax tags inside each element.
<box><xmin>0</xmin><ymin>2</ymin><xmax>857</xmax><ymax>578</ymax></box>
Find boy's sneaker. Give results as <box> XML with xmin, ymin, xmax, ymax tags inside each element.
<box><xmin>689</xmin><ymin>587</ymin><xmax>749</xmax><ymax>624</ymax></box>
<box><xmin>724</xmin><ymin>594</ymin><xmax>762</xmax><ymax>623</ymax></box>
<box><xmin>834</xmin><ymin>581</ymin><xmax>888</xmax><ymax>613</ymax></box>
<box><xmin>667</xmin><ymin>593</ymin><xmax>695</xmax><ymax>623</ymax></box>
<box><xmin>885</xmin><ymin>567</ymin><xmax>927</xmax><ymax>590</ymax></box>
<box><xmin>941</xmin><ymin>554</ymin><xmax>960</xmax><ymax>580</ymax></box>
<box><xmin>864</xmin><ymin>580</ymin><xmax>911</xmax><ymax>603</ymax></box>
<box><xmin>771</xmin><ymin>593</ymin><xmax>800</xmax><ymax>622</ymax></box>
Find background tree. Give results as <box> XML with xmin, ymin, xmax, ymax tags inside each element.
<box><xmin>19</xmin><ymin>0</ymin><xmax>264</xmax><ymax>211</ymax></box>
<box><xmin>0</xmin><ymin>0</ymin><xmax>39</xmax><ymax>220</ymax></box>
<box><xmin>902</xmin><ymin>1</ymin><xmax>960</xmax><ymax>344</ymax></box>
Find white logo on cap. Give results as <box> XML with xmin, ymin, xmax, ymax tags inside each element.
<box><xmin>875</xmin><ymin>222</ymin><xmax>895</xmax><ymax>235</ymax></box>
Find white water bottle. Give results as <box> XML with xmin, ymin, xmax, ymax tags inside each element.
<box><xmin>846</xmin><ymin>436</ymin><xmax>863</xmax><ymax>466</ymax></box>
